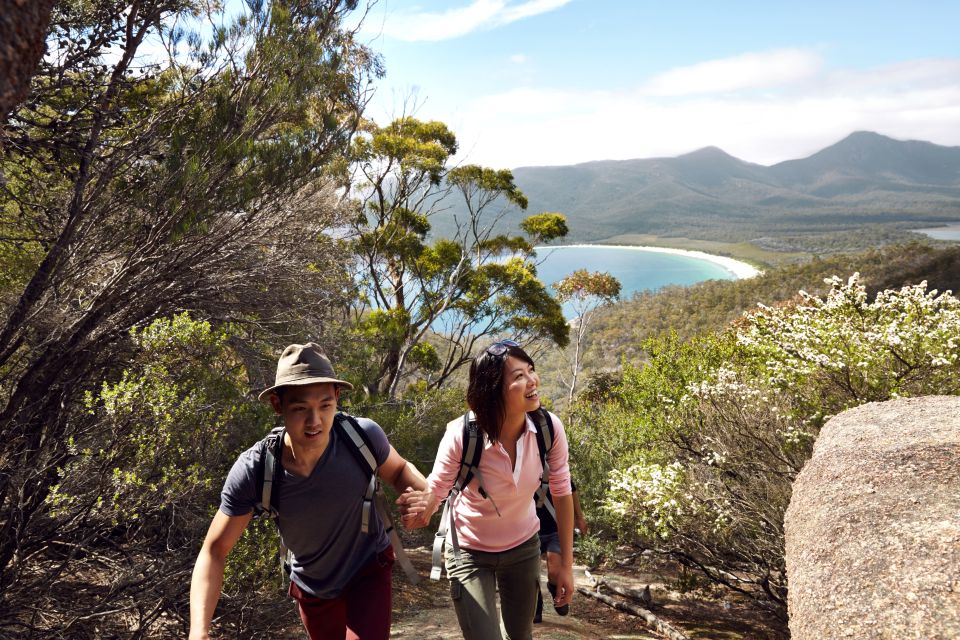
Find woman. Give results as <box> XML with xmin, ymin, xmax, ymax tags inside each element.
<box><xmin>398</xmin><ymin>340</ymin><xmax>575</xmax><ymax>640</ymax></box>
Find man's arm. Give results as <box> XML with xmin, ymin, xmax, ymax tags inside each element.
<box><xmin>189</xmin><ymin>510</ymin><xmax>252</xmax><ymax>640</ymax></box>
<box><xmin>381</xmin><ymin>446</ymin><xmax>437</xmax><ymax>529</ymax></box>
<box><xmin>378</xmin><ymin>445</ymin><xmax>427</xmax><ymax>494</ymax></box>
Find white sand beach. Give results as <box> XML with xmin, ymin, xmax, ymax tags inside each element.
<box><xmin>553</xmin><ymin>244</ymin><xmax>762</xmax><ymax>279</ymax></box>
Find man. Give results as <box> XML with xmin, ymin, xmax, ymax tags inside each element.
<box><xmin>189</xmin><ymin>343</ymin><xmax>427</xmax><ymax>640</ymax></box>
<box><xmin>534</xmin><ymin>482</ymin><xmax>588</xmax><ymax>623</ymax></box>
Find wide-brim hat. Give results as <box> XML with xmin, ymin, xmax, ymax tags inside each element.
<box><xmin>258</xmin><ymin>342</ymin><xmax>354</xmax><ymax>401</ymax></box>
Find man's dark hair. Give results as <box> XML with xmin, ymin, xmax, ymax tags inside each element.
<box><xmin>466</xmin><ymin>343</ymin><xmax>535</xmax><ymax>443</ymax></box>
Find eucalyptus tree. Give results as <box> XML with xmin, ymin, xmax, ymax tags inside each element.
<box><xmin>349</xmin><ymin>117</ymin><xmax>569</xmax><ymax>398</ymax></box>
<box><xmin>554</xmin><ymin>269</ymin><xmax>621</xmax><ymax>404</ymax></box>
<box><xmin>0</xmin><ymin>0</ymin><xmax>374</xmax><ymax>632</ymax></box>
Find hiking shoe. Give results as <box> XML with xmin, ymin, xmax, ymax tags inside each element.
<box><xmin>547</xmin><ymin>582</ymin><xmax>569</xmax><ymax>616</ymax></box>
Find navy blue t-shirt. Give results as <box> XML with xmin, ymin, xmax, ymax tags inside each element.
<box><xmin>220</xmin><ymin>416</ymin><xmax>391</xmax><ymax>598</ymax></box>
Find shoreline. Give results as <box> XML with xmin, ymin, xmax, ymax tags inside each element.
<box><xmin>540</xmin><ymin>243</ymin><xmax>762</xmax><ymax>279</ymax></box>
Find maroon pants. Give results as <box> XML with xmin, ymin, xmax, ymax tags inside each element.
<box><xmin>288</xmin><ymin>546</ymin><xmax>394</xmax><ymax>640</ymax></box>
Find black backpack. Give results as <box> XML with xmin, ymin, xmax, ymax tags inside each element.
<box><xmin>255</xmin><ymin>412</ymin><xmax>419</xmax><ymax>584</ymax></box>
<box><xmin>430</xmin><ymin>407</ymin><xmax>556</xmax><ymax>580</ymax></box>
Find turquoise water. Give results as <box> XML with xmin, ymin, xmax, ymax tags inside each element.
<box><xmin>915</xmin><ymin>225</ymin><xmax>960</xmax><ymax>241</ymax></box>
<box><xmin>535</xmin><ymin>245</ymin><xmax>737</xmax><ymax>318</ymax></box>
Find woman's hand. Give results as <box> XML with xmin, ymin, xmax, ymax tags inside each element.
<box><xmin>553</xmin><ymin>563</ymin><xmax>575</xmax><ymax>608</ymax></box>
<box><xmin>396</xmin><ymin>487</ymin><xmax>439</xmax><ymax>529</ymax></box>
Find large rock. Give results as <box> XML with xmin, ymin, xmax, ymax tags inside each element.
<box><xmin>785</xmin><ymin>396</ymin><xmax>960</xmax><ymax>639</ymax></box>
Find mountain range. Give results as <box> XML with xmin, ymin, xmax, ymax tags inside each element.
<box><xmin>435</xmin><ymin>132</ymin><xmax>960</xmax><ymax>243</ymax></box>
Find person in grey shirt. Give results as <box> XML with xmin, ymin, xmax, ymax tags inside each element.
<box><xmin>189</xmin><ymin>344</ymin><xmax>427</xmax><ymax>640</ymax></box>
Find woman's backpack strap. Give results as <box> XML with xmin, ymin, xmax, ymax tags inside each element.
<box><xmin>530</xmin><ymin>408</ymin><xmax>557</xmax><ymax>520</ymax></box>
<box><xmin>430</xmin><ymin>412</ymin><xmax>488</xmax><ymax>580</ymax></box>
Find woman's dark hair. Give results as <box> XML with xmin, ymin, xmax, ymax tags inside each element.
<box><xmin>467</xmin><ymin>342</ymin><xmax>535</xmax><ymax>443</ymax></box>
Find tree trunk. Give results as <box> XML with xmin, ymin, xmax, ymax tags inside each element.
<box><xmin>0</xmin><ymin>0</ymin><xmax>56</xmax><ymax>121</ymax></box>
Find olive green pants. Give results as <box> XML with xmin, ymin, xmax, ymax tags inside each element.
<box><xmin>445</xmin><ymin>533</ymin><xmax>541</xmax><ymax>640</ymax></box>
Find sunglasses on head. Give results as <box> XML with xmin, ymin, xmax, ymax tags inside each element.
<box><xmin>485</xmin><ymin>339</ymin><xmax>520</xmax><ymax>357</ymax></box>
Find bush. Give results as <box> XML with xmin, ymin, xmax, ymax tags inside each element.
<box><xmin>584</xmin><ymin>274</ymin><xmax>960</xmax><ymax>617</ymax></box>
<box><xmin>38</xmin><ymin>314</ymin><xmax>283</xmax><ymax>637</ymax></box>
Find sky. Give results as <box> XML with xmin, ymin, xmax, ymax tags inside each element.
<box><xmin>354</xmin><ymin>0</ymin><xmax>960</xmax><ymax>169</ymax></box>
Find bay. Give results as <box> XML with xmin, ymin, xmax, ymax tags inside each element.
<box><xmin>914</xmin><ymin>224</ymin><xmax>960</xmax><ymax>241</ymax></box>
<box><xmin>534</xmin><ymin>245</ymin><xmax>742</xmax><ymax>319</ymax></box>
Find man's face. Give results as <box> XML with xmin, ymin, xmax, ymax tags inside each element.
<box><xmin>269</xmin><ymin>382</ymin><xmax>340</xmax><ymax>447</ymax></box>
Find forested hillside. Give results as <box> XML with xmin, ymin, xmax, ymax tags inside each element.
<box><xmin>593</xmin><ymin>242</ymin><xmax>960</xmax><ymax>355</ymax></box>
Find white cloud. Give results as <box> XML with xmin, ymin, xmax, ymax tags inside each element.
<box><xmin>376</xmin><ymin>0</ymin><xmax>573</xmax><ymax>42</ymax></box>
<box><xmin>499</xmin><ymin>0</ymin><xmax>572</xmax><ymax>23</ymax></box>
<box><xmin>445</xmin><ymin>56</ymin><xmax>960</xmax><ymax>168</ymax></box>
<box><xmin>645</xmin><ymin>49</ymin><xmax>822</xmax><ymax>96</ymax></box>
<box><xmin>510</xmin><ymin>53</ymin><xmax>529</xmax><ymax>64</ymax></box>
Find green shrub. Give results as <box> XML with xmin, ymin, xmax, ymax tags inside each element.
<box><xmin>582</xmin><ymin>274</ymin><xmax>960</xmax><ymax>616</ymax></box>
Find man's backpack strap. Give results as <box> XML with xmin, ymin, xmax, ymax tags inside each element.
<box><xmin>335</xmin><ymin>414</ymin><xmax>379</xmax><ymax>535</ymax></box>
<box><xmin>256</xmin><ymin>426</ymin><xmax>285</xmax><ymax>518</ymax></box>
<box><xmin>337</xmin><ymin>413</ymin><xmax>420</xmax><ymax>585</ymax></box>
<box><xmin>253</xmin><ymin>426</ymin><xmax>290</xmax><ymax>578</ymax></box>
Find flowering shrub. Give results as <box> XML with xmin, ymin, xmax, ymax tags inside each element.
<box><xmin>592</xmin><ymin>274</ymin><xmax>960</xmax><ymax>615</ymax></box>
<box><xmin>606</xmin><ymin>462</ymin><xmax>686</xmax><ymax>539</ymax></box>
<box><xmin>741</xmin><ymin>273</ymin><xmax>960</xmax><ymax>423</ymax></box>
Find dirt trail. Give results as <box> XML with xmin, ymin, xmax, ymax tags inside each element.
<box><xmin>391</xmin><ymin>546</ymin><xmax>660</xmax><ymax>640</ymax></box>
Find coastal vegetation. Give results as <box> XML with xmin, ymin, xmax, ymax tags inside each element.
<box><xmin>565</xmin><ymin>269</ymin><xmax>960</xmax><ymax>619</ymax></box>
<box><xmin>1</xmin><ymin>2</ymin><xmax>959</xmax><ymax>637</ymax></box>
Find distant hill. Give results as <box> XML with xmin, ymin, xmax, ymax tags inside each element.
<box><xmin>432</xmin><ymin>132</ymin><xmax>960</xmax><ymax>243</ymax></box>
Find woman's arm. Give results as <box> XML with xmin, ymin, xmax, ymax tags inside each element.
<box><xmin>550</xmin><ymin>493</ymin><xmax>575</xmax><ymax>608</ymax></box>
<box><xmin>545</xmin><ymin>412</ymin><xmax>572</xmax><ymax>497</ymax></box>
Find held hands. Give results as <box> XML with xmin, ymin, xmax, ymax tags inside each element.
<box><xmin>396</xmin><ymin>487</ymin><xmax>438</xmax><ymax>529</ymax></box>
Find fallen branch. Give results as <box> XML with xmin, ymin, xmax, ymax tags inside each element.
<box><xmin>603</xmin><ymin>582</ymin><xmax>655</xmax><ymax>604</ymax></box>
<box><xmin>577</xmin><ymin>587</ymin><xmax>691</xmax><ymax>640</ymax></box>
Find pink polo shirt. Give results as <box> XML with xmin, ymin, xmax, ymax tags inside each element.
<box><xmin>426</xmin><ymin>410</ymin><xmax>572</xmax><ymax>553</ymax></box>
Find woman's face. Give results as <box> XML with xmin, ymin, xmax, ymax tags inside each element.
<box><xmin>500</xmin><ymin>354</ymin><xmax>540</xmax><ymax>416</ymax></box>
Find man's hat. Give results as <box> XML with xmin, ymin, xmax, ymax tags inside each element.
<box><xmin>258</xmin><ymin>343</ymin><xmax>354</xmax><ymax>401</ymax></box>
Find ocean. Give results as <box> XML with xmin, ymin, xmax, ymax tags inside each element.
<box><xmin>535</xmin><ymin>245</ymin><xmax>739</xmax><ymax>318</ymax></box>
<box><xmin>914</xmin><ymin>225</ymin><xmax>960</xmax><ymax>241</ymax></box>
